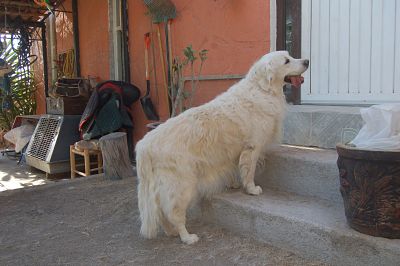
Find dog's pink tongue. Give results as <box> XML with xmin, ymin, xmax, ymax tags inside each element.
<box><xmin>288</xmin><ymin>76</ymin><xmax>304</xmax><ymax>89</ymax></box>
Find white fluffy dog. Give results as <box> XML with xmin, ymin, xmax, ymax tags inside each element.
<box><xmin>136</xmin><ymin>51</ymin><xmax>309</xmax><ymax>244</ymax></box>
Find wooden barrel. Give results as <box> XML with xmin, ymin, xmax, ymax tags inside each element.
<box><xmin>336</xmin><ymin>144</ymin><xmax>400</xmax><ymax>238</ymax></box>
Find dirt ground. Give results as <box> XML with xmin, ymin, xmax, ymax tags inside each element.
<box><xmin>0</xmin><ymin>154</ymin><xmax>51</xmax><ymax>192</ymax></box>
<box><xmin>0</xmin><ymin>175</ymin><xmax>325</xmax><ymax>266</ymax></box>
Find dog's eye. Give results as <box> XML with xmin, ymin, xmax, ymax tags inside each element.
<box><xmin>285</xmin><ymin>58</ymin><xmax>290</xmax><ymax>64</ymax></box>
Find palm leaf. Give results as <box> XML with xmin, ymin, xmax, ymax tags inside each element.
<box><xmin>0</xmin><ymin>38</ymin><xmax>37</xmax><ymax>130</ymax></box>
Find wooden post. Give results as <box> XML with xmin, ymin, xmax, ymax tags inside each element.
<box><xmin>70</xmin><ymin>145</ymin><xmax>76</xmax><ymax>178</ymax></box>
<box><xmin>99</xmin><ymin>132</ymin><xmax>134</xmax><ymax>180</ymax></box>
<box><xmin>72</xmin><ymin>0</ymin><xmax>81</xmax><ymax>77</ymax></box>
<box><xmin>41</xmin><ymin>25</ymin><xmax>49</xmax><ymax>98</ymax></box>
<box><xmin>97</xmin><ymin>152</ymin><xmax>103</xmax><ymax>174</ymax></box>
<box><xmin>84</xmin><ymin>149</ymin><xmax>90</xmax><ymax>176</ymax></box>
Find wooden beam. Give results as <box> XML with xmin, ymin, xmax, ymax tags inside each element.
<box><xmin>0</xmin><ymin>19</ymin><xmax>44</xmax><ymax>28</ymax></box>
<box><xmin>276</xmin><ymin>0</ymin><xmax>286</xmax><ymax>51</ymax></box>
<box><xmin>121</xmin><ymin>0</ymin><xmax>130</xmax><ymax>83</ymax></box>
<box><xmin>72</xmin><ymin>0</ymin><xmax>80</xmax><ymax>77</ymax></box>
<box><xmin>0</xmin><ymin>1</ymin><xmax>39</xmax><ymax>8</ymax></box>
<box><xmin>0</xmin><ymin>10</ymin><xmax>44</xmax><ymax>17</ymax></box>
<box><xmin>42</xmin><ymin>25</ymin><xmax>49</xmax><ymax>98</ymax></box>
<box><xmin>0</xmin><ymin>0</ymin><xmax>68</xmax><ymax>28</ymax></box>
<box><xmin>0</xmin><ymin>0</ymin><xmax>60</xmax><ymax>9</ymax></box>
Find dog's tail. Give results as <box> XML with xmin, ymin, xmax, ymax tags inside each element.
<box><xmin>136</xmin><ymin>147</ymin><xmax>160</xmax><ymax>238</ymax></box>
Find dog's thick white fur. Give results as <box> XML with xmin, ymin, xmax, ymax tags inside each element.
<box><xmin>136</xmin><ymin>51</ymin><xmax>309</xmax><ymax>244</ymax></box>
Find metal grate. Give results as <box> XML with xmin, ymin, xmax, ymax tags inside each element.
<box><xmin>27</xmin><ymin>117</ymin><xmax>61</xmax><ymax>161</ymax></box>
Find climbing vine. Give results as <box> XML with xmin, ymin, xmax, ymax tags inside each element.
<box><xmin>0</xmin><ymin>37</ymin><xmax>37</xmax><ymax>131</ymax></box>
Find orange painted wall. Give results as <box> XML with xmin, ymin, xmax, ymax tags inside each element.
<box><xmin>128</xmin><ymin>0</ymin><xmax>271</xmax><ymax>142</ymax></box>
<box><xmin>35</xmin><ymin>0</ymin><xmax>270</xmax><ymax>146</ymax></box>
<box><xmin>33</xmin><ymin>0</ymin><xmax>74</xmax><ymax>115</ymax></box>
<box><xmin>56</xmin><ymin>0</ymin><xmax>74</xmax><ymax>54</ymax></box>
<box><xmin>32</xmin><ymin>40</ymin><xmax>46</xmax><ymax>115</ymax></box>
<box><xmin>78</xmin><ymin>0</ymin><xmax>110</xmax><ymax>79</ymax></box>
<box><xmin>33</xmin><ymin>0</ymin><xmax>110</xmax><ymax>114</ymax></box>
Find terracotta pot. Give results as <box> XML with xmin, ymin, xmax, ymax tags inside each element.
<box><xmin>336</xmin><ymin>144</ymin><xmax>400</xmax><ymax>238</ymax></box>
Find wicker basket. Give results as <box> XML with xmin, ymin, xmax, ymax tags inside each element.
<box><xmin>336</xmin><ymin>144</ymin><xmax>400</xmax><ymax>238</ymax></box>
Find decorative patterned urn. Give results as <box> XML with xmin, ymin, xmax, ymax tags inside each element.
<box><xmin>336</xmin><ymin>144</ymin><xmax>400</xmax><ymax>238</ymax></box>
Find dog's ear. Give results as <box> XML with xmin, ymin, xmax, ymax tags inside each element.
<box><xmin>265</xmin><ymin>62</ymin><xmax>274</xmax><ymax>84</ymax></box>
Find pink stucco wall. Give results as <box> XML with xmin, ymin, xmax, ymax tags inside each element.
<box><xmin>128</xmin><ymin>0</ymin><xmax>270</xmax><ymax>141</ymax></box>
<box><xmin>56</xmin><ymin>0</ymin><xmax>74</xmax><ymax>54</ymax></box>
<box><xmin>78</xmin><ymin>0</ymin><xmax>110</xmax><ymax>79</ymax></box>
<box><xmin>35</xmin><ymin>0</ymin><xmax>270</xmax><ymax>144</ymax></box>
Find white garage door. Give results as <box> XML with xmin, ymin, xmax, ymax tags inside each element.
<box><xmin>301</xmin><ymin>0</ymin><xmax>400</xmax><ymax>104</ymax></box>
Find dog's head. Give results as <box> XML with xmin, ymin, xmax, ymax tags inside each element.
<box><xmin>248</xmin><ymin>51</ymin><xmax>309</xmax><ymax>91</ymax></box>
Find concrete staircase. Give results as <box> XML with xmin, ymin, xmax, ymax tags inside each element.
<box><xmin>282</xmin><ymin>105</ymin><xmax>364</xmax><ymax>149</ymax></box>
<box><xmin>203</xmin><ymin>106</ymin><xmax>400</xmax><ymax>266</ymax></box>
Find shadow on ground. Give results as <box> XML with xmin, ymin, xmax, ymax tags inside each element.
<box><xmin>0</xmin><ymin>155</ymin><xmax>51</xmax><ymax>192</ymax></box>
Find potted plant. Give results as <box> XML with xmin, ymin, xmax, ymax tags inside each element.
<box><xmin>146</xmin><ymin>45</ymin><xmax>208</xmax><ymax>131</ymax></box>
<box><xmin>337</xmin><ymin>144</ymin><xmax>400</xmax><ymax>238</ymax></box>
<box><xmin>336</xmin><ymin>105</ymin><xmax>400</xmax><ymax>238</ymax></box>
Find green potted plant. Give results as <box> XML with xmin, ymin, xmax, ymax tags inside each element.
<box><xmin>170</xmin><ymin>45</ymin><xmax>208</xmax><ymax>117</ymax></box>
<box><xmin>146</xmin><ymin>45</ymin><xmax>208</xmax><ymax>131</ymax></box>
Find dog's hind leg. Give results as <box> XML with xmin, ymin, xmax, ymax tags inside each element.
<box><xmin>161</xmin><ymin>181</ymin><xmax>199</xmax><ymax>244</ymax></box>
<box><xmin>160</xmin><ymin>213</ymin><xmax>178</xmax><ymax>237</ymax></box>
<box><xmin>169</xmin><ymin>208</ymin><xmax>199</xmax><ymax>245</ymax></box>
<box><xmin>239</xmin><ymin>146</ymin><xmax>263</xmax><ymax>195</ymax></box>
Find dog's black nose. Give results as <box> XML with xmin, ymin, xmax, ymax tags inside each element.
<box><xmin>303</xmin><ymin>59</ymin><xmax>309</xmax><ymax>67</ymax></box>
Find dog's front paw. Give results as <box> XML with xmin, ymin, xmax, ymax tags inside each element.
<box><xmin>181</xmin><ymin>234</ymin><xmax>199</xmax><ymax>245</ymax></box>
<box><xmin>246</xmin><ymin>185</ymin><xmax>263</xmax><ymax>195</ymax></box>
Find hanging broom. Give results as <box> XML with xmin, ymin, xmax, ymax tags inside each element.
<box><xmin>143</xmin><ymin>0</ymin><xmax>177</xmax><ymax>115</ymax></box>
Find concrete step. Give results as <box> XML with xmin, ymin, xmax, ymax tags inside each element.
<box><xmin>256</xmin><ymin>145</ymin><xmax>341</xmax><ymax>203</ymax></box>
<box><xmin>203</xmin><ymin>189</ymin><xmax>400</xmax><ymax>266</ymax></box>
<box><xmin>283</xmin><ymin>105</ymin><xmax>364</xmax><ymax>149</ymax></box>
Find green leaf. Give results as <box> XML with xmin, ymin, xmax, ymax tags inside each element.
<box><xmin>183</xmin><ymin>45</ymin><xmax>197</xmax><ymax>63</ymax></box>
<box><xmin>199</xmin><ymin>49</ymin><xmax>208</xmax><ymax>62</ymax></box>
<box><xmin>0</xmin><ymin>39</ymin><xmax>37</xmax><ymax>130</ymax></box>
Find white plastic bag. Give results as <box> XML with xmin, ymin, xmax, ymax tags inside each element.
<box><xmin>350</xmin><ymin>104</ymin><xmax>400</xmax><ymax>150</ymax></box>
<box><xmin>4</xmin><ymin>124</ymin><xmax>35</xmax><ymax>153</ymax></box>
